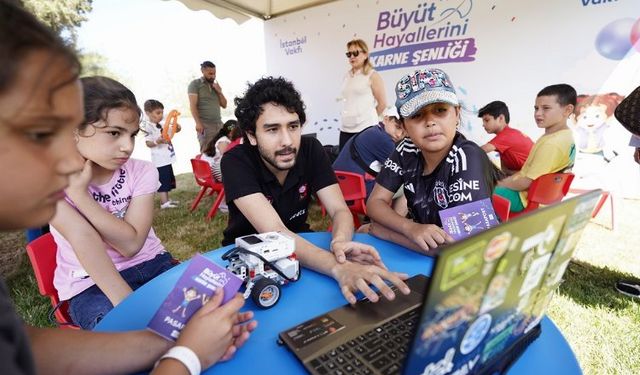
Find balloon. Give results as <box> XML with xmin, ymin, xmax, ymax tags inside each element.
<box><xmin>631</xmin><ymin>18</ymin><xmax>640</xmax><ymax>53</ymax></box>
<box><xmin>595</xmin><ymin>18</ymin><xmax>634</xmax><ymax>60</ymax></box>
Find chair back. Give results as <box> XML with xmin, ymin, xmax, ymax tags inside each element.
<box><xmin>25</xmin><ymin>233</ymin><xmax>78</xmax><ymax>328</ymax></box>
<box><xmin>335</xmin><ymin>171</ymin><xmax>367</xmax><ymax>204</ymax></box>
<box><xmin>492</xmin><ymin>194</ymin><xmax>511</xmax><ymax>222</ymax></box>
<box><xmin>526</xmin><ymin>173</ymin><xmax>575</xmax><ymax>210</ymax></box>
<box><xmin>191</xmin><ymin>158</ymin><xmax>216</xmax><ymax>187</ymax></box>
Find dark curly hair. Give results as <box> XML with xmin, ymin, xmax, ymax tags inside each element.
<box><xmin>79</xmin><ymin>76</ymin><xmax>141</xmax><ymax>133</ymax></box>
<box><xmin>0</xmin><ymin>1</ymin><xmax>80</xmax><ymax>104</ymax></box>
<box><xmin>234</xmin><ymin>76</ymin><xmax>306</xmax><ymax>143</ymax></box>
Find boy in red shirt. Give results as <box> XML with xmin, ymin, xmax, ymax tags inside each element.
<box><xmin>478</xmin><ymin>101</ymin><xmax>533</xmax><ymax>175</ymax></box>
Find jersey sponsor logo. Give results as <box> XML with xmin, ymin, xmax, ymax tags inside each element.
<box><xmin>434</xmin><ymin>178</ymin><xmax>478</xmax><ymax>208</ymax></box>
<box><xmin>446</xmin><ymin>145</ymin><xmax>468</xmax><ymax>174</ymax></box>
<box><xmin>289</xmin><ymin>208</ymin><xmax>306</xmax><ymax>221</ymax></box>
<box><xmin>449</xmin><ymin>178</ymin><xmax>480</xmax><ymax>193</ymax></box>
<box><xmin>384</xmin><ymin>158</ymin><xmax>403</xmax><ymax>175</ymax></box>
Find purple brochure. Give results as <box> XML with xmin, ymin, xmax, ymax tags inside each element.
<box><xmin>439</xmin><ymin>198</ymin><xmax>500</xmax><ymax>241</ymax></box>
<box><xmin>147</xmin><ymin>254</ymin><xmax>243</xmax><ymax>341</ymax></box>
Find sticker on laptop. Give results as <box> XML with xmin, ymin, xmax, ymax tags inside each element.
<box><xmin>516</xmin><ymin>291</ymin><xmax>531</xmax><ymax>313</ymax></box>
<box><xmin>417</xmin><ymin>285</ymin><xmax>483</xmax><ymax>355</ymax></box>
<box><xmin>520</xmin><ymin>231</ymin><xmax>545</xmax><ymax>253</ymax></box>
<box><xmin>519</xmin><ymin>250</ymin><xmax>535</xmax><ymax>275</ymax></box>
<box><xmin>283</xmin><ymin>314</ymin><xmax>345</xmax><ymax>350</ymax></box>
<box><xmin>460</xmin><ymin>313</ymin><xmax>492</xmax><ymax>355</ymax></box>
<box><xmin>484</xmin><ymin>232</ymin><xmax>511</xmax><ymax>262</ymax></box>
<box><xmin>421</xmin><ymin>348</ymin><xmax>481</xmax><ymax>375</ymax></box>
<box><xmin>519</xmin><ymin>253</ymin><xmax>552</xmax><ymax>297</ymax></box>
<box><xmin>559</xmin><ymin>231</ymin><xmax>581</xmax><ymax>256</ymax></box>
<box><xmin>481</xmin><ymin>317</ymin><xmax>517</xmax><ymax>362</ymax></box>
<box><xmin>546</xmin><ymin>258</ymin><xmax>571</xmax><ymax>286</ymax></box>
<box><xmin>440</xmin><ymin>241</ymin><xmax>485</xmax><ymax>291</ymax></box>
<box><xmin>479</xmin><ymin>269</ymin><xmax>516</xmax><ymax>314</ymax></box>
<box><xmin>537</xmin><ymin>216</ymin><xmax>566</xmax><ymax>255</ymax></box>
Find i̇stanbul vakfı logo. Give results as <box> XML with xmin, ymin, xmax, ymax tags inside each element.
<box><xmin>370</xmin><ymin>0</ymin><xmax>477</xmax><ymax>71</ymax></box>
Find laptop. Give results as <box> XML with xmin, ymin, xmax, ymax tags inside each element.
<box><xmin>279</xmin><ymin>190</ymin><xmax>601</xmax><ymax>375</ymax></box>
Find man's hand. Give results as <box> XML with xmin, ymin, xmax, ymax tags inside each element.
<box><xmin>403</xmin><ymin>222</ymin><xmax>453</xmax><ymax>254</ymax></box>
<box><xmin>195</xmin><ymin>122</ymin><xmax>204</xmax><ymax>135</ymax></box>
<box><xmin>330</xmin><ymin>240</ymin><xmax>385</xmax><ymax>268</ymax></box>
<box><xmin>212</xmin><ymin>81</ymin><xmax>222</xmax><ymax>93</ymax></box>
<box><xmin>634</xmin><ymin>147</ymin><xmax>639</xmax><ymax>164</ymax></box>
<box><xmin>331</xmin><ymin>262</ymin><xmax>410</xmax><ymax>305</ymax></box>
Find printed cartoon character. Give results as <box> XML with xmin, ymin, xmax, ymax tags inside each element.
<box><xmin>569</xmin><ymin>93</ymin><xmax>624</xmax><ymax>161</ymax></box>
<box><xmin>172</xmin><ymin>287</ymin><xmax>209</xmax><ymax>318</ymax></box>
<box><xmin>416</xmin><ymin>284</ymin><xmax>483</xmax><ymax>356</ymax></box>
<box><xmin>459</xmin><ymin>211</ymin><xmax>482</xmax><ymax>235</ymax></box>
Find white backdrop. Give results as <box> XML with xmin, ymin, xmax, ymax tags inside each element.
<box><xmin>263</xmin><ymin>0</ymin><xmax>640</xmax><ymax>197</ymax></box>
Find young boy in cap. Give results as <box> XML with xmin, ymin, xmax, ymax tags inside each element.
<box><xmin>366</xmin><ymin>68</ymin><xmax>498</xmax><ymax>255</ymax></box>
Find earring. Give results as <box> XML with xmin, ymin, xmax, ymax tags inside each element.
<box><xmin>456</xmin><ymin>121</ymin><xmax>460</xmax><ymax>130</ymax></box>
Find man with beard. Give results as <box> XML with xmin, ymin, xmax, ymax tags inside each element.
<box><xmin>220</xmin><ymin>77</ymin><xmax>411</xmax><ymax>305</ymax></box>
<box><xmin>188</xmin><ymin>61</ymin><xmax>227</xmax><ymax>151</ymax></box>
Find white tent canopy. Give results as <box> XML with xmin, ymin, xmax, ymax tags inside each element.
<box><xmin>170</xmin><ymin>0</ymin><xmax>338</xmax><ymax>23</ymax></box>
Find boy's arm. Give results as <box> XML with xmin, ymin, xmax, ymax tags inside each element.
<box><xmin>500</xmin><ymin>142</ymin><xmax>565</xmax><ymax>191</ymax></box>
<box><xmin>232</xmin><ymin>192</ymin><xmax>410</xmax><ymax>304</ymax></box>
<box><xmin>27</xmin><ymin>292</ymin><xmax>256</xmax><ymax>375</ymax></box>
<box><xmin>51</xmin><ymin>200</ymin><xmax>133</xmax><ymax>306</ymax></box>
<box><xmin>27</xmin><ymin>326</ymin><xmax>171</xmax><ymax>375</ymax></box>
<box><xmin>316</xmin><ymin>183</ymin><xmax>382</xmax><ymax>266</ymax></box>
<box><xmin>481</xmin><ymin>143</ymin><xmax>496</xmax><ymax>153</ymax></box>
<box><xmin>497</xmin><ymin>173</ymin><xmax>532</xmax><ymax>191</ymax></box>
<box><xmin>366</xmin><ymin>221</ymin><xmax>439</xmax><ymax>256</ymax></box>
<box><xmin>367</xmin><ymin>184</ymin><xmax>451</xmax><ymax>253</ymax></box>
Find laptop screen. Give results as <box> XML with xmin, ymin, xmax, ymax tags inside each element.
<box><xmin>403</xmin><ymin>191</ymin><xmax>601</xmax><ymax>375</ymax></box>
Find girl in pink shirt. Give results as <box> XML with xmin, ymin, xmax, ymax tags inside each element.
<box><xmin>50</xmin><ymin>76</ymin><xmax>178</xmax><ymax>329</ymax></box>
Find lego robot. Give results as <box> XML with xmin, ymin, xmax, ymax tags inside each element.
<box><xmin>222</xmin><ymin>232</ymin><xmax>300</xmax><ymax>309</ymax></box>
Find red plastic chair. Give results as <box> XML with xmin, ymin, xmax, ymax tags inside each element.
<box><xmin>25</xmin><ymin>233</ymin><xmax>79</xmax><ymax>329</ymax></box>
<box><xmin>510</xmin><ymin>173</ymin><xmax>575</xmax><ymax>218</ymax></box>
<box><xmin>334</xmin><ymin>171</ymin><xmax>368</xmax><ymax>227</ymax></box>
<box><xmin>492</xmin><ymin>194</ymin><xmax>511</xmax><ymax>222</ymax></box>
<box><xmin>190</xmin><ymin>158</ymin><xmax>225</xmax><ymax>221</ymax></box>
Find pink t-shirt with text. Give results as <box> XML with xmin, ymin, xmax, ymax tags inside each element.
<box><xmin>52</xmin><ymin>158</ymin><xmax>166</xmax><ymax>301</ymax></box>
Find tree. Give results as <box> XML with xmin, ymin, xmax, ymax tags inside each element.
<box><xmin>21</xmin><ymin>0</ymin><xmax>93</xmax><ymax>44</ymax></box>
<box><xmin>79</xmin><ymin>51</ymin><xmax>118</xmax><ymax>78</ymax></box>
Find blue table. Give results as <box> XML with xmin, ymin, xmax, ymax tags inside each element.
<box><xmin>95</xmin><ymin>233</ymin><xmax>581</xmax><ymax>374</ymax></box>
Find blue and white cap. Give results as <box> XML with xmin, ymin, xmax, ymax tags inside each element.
<box><xmin>395</xmin><ymin>68</ymin><xmax>459</xmax><ymax>118</ymax></box>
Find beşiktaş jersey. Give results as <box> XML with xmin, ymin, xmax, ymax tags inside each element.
<box><xmin>376</xmin><ymin>133</ymin><xmax>492</xmax><ymax>226</ymax></box>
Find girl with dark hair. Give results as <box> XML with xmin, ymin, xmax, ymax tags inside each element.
<box><xmin>202</xmin><ymin>119</ymin><xmax>240</xmax><ymax>182</ymax></box>
<box><xmin>0</xmin><ymin>1</ymin><xmax>254</xmax><ymax>373</ymax></box>
<box><xmin>50</xmin><ymin>76</ymin><xmax>180</xmax><ymax>330</ymax></box>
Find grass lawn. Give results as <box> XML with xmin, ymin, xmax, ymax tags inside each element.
<box><xmin>5</xmin><ymin>173</ymin><xmax>639</xmax><ymax>374</ymax></box>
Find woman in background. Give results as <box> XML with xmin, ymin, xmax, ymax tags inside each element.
<box><xmin>339</xmin><ymin>39</ymin><xmax>387</xmax><ymax>150</ymax></box>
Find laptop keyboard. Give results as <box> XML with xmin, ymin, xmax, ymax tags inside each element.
<box><xmin>307</xmin><ymin>308</ymin><xmax>421</xmax><ymax>375</ymax></box>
